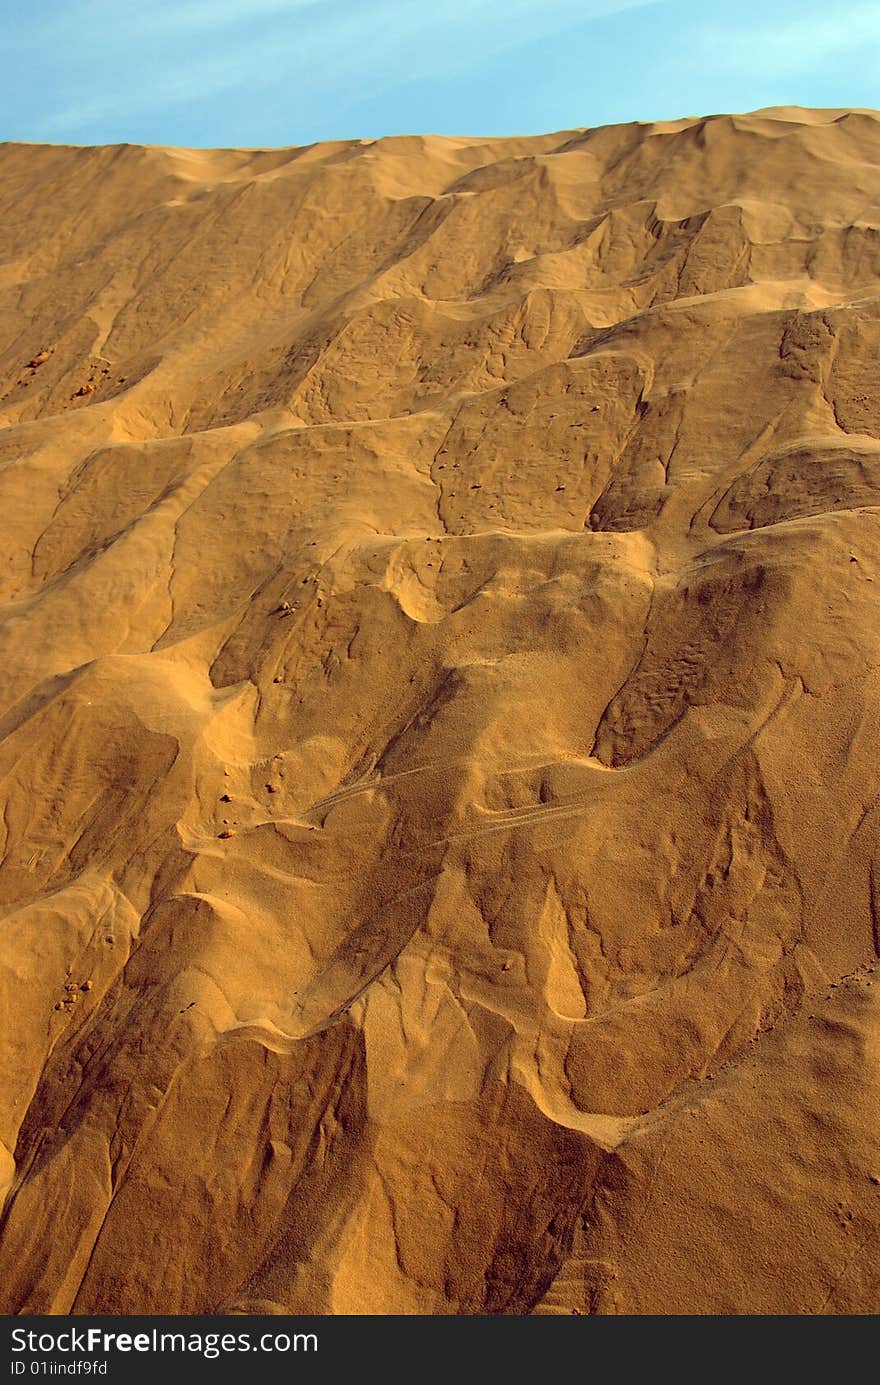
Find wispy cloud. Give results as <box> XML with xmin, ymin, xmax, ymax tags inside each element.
<box><xmin>695</xmin><ymin>1</ymin><xmax>880</xmax><ymax>79</ymax></box>
<box><xmin>10</xmin><ymin>0</ymin><xmax>657</xmax><ymax>140</ymax></box>
<box><xmin>3</xmin><ymin>0</ymin><xmax>878</xmax><ymax>146</ymax></box>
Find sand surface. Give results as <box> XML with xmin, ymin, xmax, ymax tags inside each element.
<box><xmin>0</xmin><ymin>107</ymin><xmax>879</xmax><ymax>1314</ymax></box>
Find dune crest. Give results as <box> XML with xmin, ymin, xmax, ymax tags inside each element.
<box><xmin>1</xmin><ymin>108</ymin><xmax>879</xmax><ymax>1314</ymax></box>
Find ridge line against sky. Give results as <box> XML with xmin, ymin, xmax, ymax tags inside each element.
<box><xmin>2</xmin><ymin>0</ymin><xmax>879</xmax><ymax>148</ymax></box>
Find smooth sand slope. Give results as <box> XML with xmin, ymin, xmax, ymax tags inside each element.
<box><xmin>0</xmin><ymin>108</ymin><xmax>879</xmax><ymax>1314</ymax></box>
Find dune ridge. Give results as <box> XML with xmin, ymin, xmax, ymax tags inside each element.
<box><xmin>0</xmin><ymin>107</ymin><xmax>879</xmax><ymax>1313</ymax></box>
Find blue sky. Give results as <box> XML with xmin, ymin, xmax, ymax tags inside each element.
<box><xmin>2</xmin><ymin>0</ymin><xmax>878</xmax><ymax>147</ymax></box>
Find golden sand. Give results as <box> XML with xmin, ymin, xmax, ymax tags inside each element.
<box><xmin>0</xmin><ymin>108</ymin><xmax>879</xmax><ymax>1313</ymax></box>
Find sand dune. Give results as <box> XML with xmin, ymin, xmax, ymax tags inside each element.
<box><xmin>0</xmin><ymin>107</ymin><xmax>879</xmax><ymax>1314</ymax></box>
